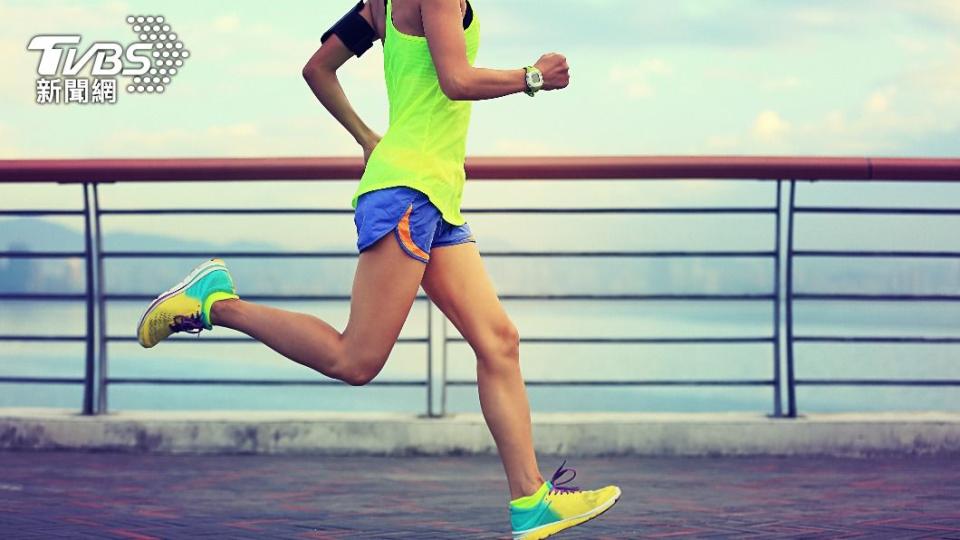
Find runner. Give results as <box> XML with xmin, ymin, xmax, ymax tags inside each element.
<box><xmin>137</xmin><ymin>1</ymin><xmax>620</xmax><ymax>537</ymax></box>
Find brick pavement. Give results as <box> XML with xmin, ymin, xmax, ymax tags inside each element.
<box><xmin>1</xmin><ymin>452</ymin><xmax>959</xmax><ymax>539</ymax></box>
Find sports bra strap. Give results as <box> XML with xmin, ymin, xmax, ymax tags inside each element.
<box><xmin>384</xmin><ymin>0</ymin><xmax>473</xmax><ymax>32</ymax></box>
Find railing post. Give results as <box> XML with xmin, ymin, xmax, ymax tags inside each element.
<box><xmin>426</xmin><ymin>300</ymin><xmax>431</xmax><ymax>416</ymax></box>
<box><xmin>441</xmin><ymin>307</ymin><xmax>448</xmax><ymax>416</ymax></box>
<box><xmin>93</xmin><ymin>183</ymin><xmax>108</xmax><ymax>415</ymax></box>
<box><xmin>80</xmin><ymin>183</ymin><xmax>96</xmax><ymax>415</ymax></box>
<box><xmin>785</xmin><ymin>180</ymin><xmax>798</xmax><ymax>417</ymax></box>
<box><xmin>771</xmin><ymin>179</ymin><xmax>783</xmax><ymax>417</ymax></box>
<box><xmin>426</xmin><ymin>299</ymin><xmax>446</xmax><ymax>417</ymax></box>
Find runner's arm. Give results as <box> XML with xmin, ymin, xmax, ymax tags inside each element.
<box><xmin>302</xmin><ymin>3</ymin><xmax>380</xmax><ymax>159</ymax></box>
<box><xmin>421</xmin><ymin>0</ymin><xmax>569</xmax><ymax>101</ymax></box>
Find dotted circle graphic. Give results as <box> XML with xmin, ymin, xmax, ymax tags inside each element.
<box><xmin>125</xmin><ymin>14</ymin><xmax>189</xmax><ymax>94</ymax></box>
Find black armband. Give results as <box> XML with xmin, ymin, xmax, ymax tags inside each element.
<box><xmin>321</xmin><ymin>1</ymin><xmax>376</xmax><ymax>58</ymax></box>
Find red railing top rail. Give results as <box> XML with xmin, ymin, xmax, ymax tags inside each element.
<box><xmin>0</xmin><ymin>156</ymin><xmax>958</xmax><ymax>183</ymax></box>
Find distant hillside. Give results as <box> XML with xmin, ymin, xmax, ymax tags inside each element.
<box><xmin>0</xmin><ymin>218</ymin><xmax>353</xmax><ymax>295</ymax></box>
<box><xmin>2</xmin><ymin>218</ymin><xmax>958</xmax><ymax>298</ymax></box>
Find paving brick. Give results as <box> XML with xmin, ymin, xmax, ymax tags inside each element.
<box><xmin>1</xmin><ymin>452</ymin><xmax>959</xmax><ymax>538</ymax></box>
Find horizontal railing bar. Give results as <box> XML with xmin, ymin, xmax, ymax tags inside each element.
<box><xmin>797</xmin><ymin>379</ymin><xmax>960</xmax><ymax>386</ymax></box>
<box><xmin>0</xmin><ymin>293</ymin><xmax>86</xmax><ymax>301</ymax></box>
<box><xmin>0</xmin><ymin>377</ymin><xmax>84</xmax><ymax>384</ymax></box>
<box><xmin>0</xmin><ymin>335</ymin><xmax>87</xmax><ymax>342</ymax></box>
<box><xmin>500</xmin><ymin>294</ymin><xmax>775</xmax><ymax>301</ymax></box>
<box><xmin>100</xmin><ymin>250</ymin><xmax>777</xmax><ymax>259</ymax></box>
<box><xmin>102</xmin><ymin>251</ymin><xmax>359</xmax><ymax>259</ymax></box>
<box><xmin>104</xmin><ymin>336</ymin><xmax>428</xmax><ymax>344</ymax></box>
<box><xmin>0</xmin><ymin>251</ymin><xmax>87</xmax><ymax>259</ymax></box>
<box><xmin>104</xmin><ymin>293</ymin><xmax>428</xmax><ymax>302</ymax></box>
<box><xmin>99</xmin><ymin>207</ymin><xmax>777</xmax><ymax>215</ymax></box>
<box><xmin>102</xmin><ymin>293</ymin><xmax>773</xmax><ymax>302</ymax></box>
<box><xmin>447</xmin><ymin>380</ymin><xmax>774</xmax><ymax>386</ymax></box>
<box><xmin>2</xmin><ymin>336</ymin><xmax>774</xmax><ymax>345</ymax></box>
<box><xmin>0</xmin><ymin>210</ymin><xmax>84</xmax><ymax>216</ymax></box>
<box><xmin>795</xmin><ymin>206</ymin><xmax>960</xmax><ymax>215</ymax></box>
<box><xmin>2</xmin><ymin>156</ymin><xmax>958</xmax><ymax>182</ymax></box>
<box><xmin>796</xmin><ymin>250</ymin><xmax>960</xmax><ymax>258</ymax></box>
<box><xmin>794</xmin><ymin>293</ymin><xmax>960</xmax><ymax>302</ymax></box>
<box><xmin>100</xmin><ymin>208</ymin><xmax>353</xmax><ymax>215</ymax></box>
<box><xmin>106</xmin><ymin>378</ymin><xmax>424</xmax><ymax>386</ymax></box>
<box><xmin>795</xmin><ymin>336</ymin><xmax>960</xmax><ymax>343</ymax></box>
<box><xmin>462</xmin><ymin>207</ymin><xmax>777</xmax><ymax>214</ymax></box>
<box><xmin>478</xmin><ymin>251</ymin><xmax>776</xmax><ymax>258</ymax></box>
<box><xmin>447</xmin><ymin>337</ymin><xmax>773</xmax><ymax>344</ymax></box>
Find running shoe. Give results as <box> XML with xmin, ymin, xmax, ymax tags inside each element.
<box><xmin>510</xmin><ymin>460</ymin><xmax>621</xmax><ymax>540</ymax></box>
<box><xmin>136</xmin><ymin>258</ymin><xmax>239</xmax><ymax>348</ymax></box>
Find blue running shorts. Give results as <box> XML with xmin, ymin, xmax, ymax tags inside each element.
<box><xmin>354</xmin><ymin>186</ymin><xmax>476</xmax><ymax>263</ymax></box>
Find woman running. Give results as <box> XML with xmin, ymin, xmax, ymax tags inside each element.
<box><xmin>137</xmin><ymin>1</ymin><xmax>620</xmax><ymax>537</ymax></box>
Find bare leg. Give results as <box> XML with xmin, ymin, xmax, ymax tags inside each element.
<box><xmin>210</xmin><ymin>234</ymin><xmax>426</xmax><ymax>385</ymax></box>
<box><xmin>420</xmin><ymin>242</ymin><xmax>544</xmax><ymax>499</ymax></box>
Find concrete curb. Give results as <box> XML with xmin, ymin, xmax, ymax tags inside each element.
<box><xmin>2</xmin><ymin>409</ymin><xmax>960</xmax><ymax>457</ymax></box>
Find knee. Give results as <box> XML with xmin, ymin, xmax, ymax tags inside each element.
<box><xmin>340</xmin><ymin>369</ymin><xmax>377</xmax><ymax>387</ymax></box>
<box><xmin>498</xmin><ymin>322</ymin><xmax>521</xmax><ymax>360</ymax></box>
<box><xmin>335</xmin><ymin>349</ymin><xmax>388</xmax><ymax>387</ymax></box>
<box><xmin>477</xmin><ymin>320</ymin><xmax>521</xmax><ymax>366</ymax></box>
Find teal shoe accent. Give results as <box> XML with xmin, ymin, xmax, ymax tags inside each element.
<box><xmin>510</xmin><ymin>482</ymin><xmax>556</xmax><ymax>533</ymax></box>
<box><xmin>185</xmin><ymin>267</ymin><xmax>236</xmax><ymax>330</ymax></box>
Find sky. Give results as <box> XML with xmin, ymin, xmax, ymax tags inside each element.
<box><xmin>1</xmin><ymin>0</ymin><xmax>959</xmax><ymax>159</ymax></box>
<box><xmin>1</xmin><ymin>1</ymin><xmax>959</xmax><ymax>412</ymax></box>
<box><xmin>2</xmin><ymin>0</ymin><xmax>960</xmax><ymax>253</ymax></box>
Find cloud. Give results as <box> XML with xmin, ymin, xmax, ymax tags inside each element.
<box><xmin>492</xmin><ymin>138</ymin><xmax>556</xmax><ymax>156</ymax></box>
<box><xmin>904</xmin><ymin>42</ymin><xmax>960</xmax><ymax>109</ymax></box>
<box><xmin>865</xmin><ymin>88</ymin><xmax>895</xmax><ymax>114</ymax></box>
<box><xmin>705</xmin><ymin>134</ymin><xmax>740</xmax><ymax>153</ymax></box>
<box><xmin>2</xmin><ymin>0</ymin><xmax>131</xmax><ymax>33</ymax></box>
<box><xmin>208</xmin><ymin>123</ymin><xmax>257</xmax><ymax>138</ymax></box>
<box><xmin>897</xmin><ymin>0</ymin><xmax>960</xmax><ymax>29</ymax></box>
<box><xmin>609</xmin><ymin>59</ymin><xmax>672</xmax><ymax>99</ymax></box>
<box><xmin>895</xmin><ymin>35</ymin><xmax>932</xmax><ymax>54</ymax></box>
<box><xmin>824</xmin><ymin>111</ymin><xmax>846</xmax><ymax>134</ymax></box>
<box><xmin>99</xmin><ymin>117</ymin><xmax>361</xmax><ymax>157</ymax></box>
<box><xmin>773</xmin><ymin>75</ymin><xmax>957</xmax><ymax>154</ymax></box>
<box><xmin>761</xmin><ymin>76</ymin><xmax>801</xmax><ymax>92</ymax></box>
<box><xmin>790</xmin><ymin>7</ymin><xmax>841</xmax><ymax>27</ymax></box>
<box><xmin>0</xmin><ymin>37</ymin><xmax>36</xmax><ymax>102</ymax></box>
<box><xmin>0</xmin><ymin>123</ymin><xmax>23</xmax><ymax>158</ymax></box>
<box><xmin>4</xmin><ymin>0</ymin><xmax>960</xmax><ymax>161</ymax></box>
<box><xmin>212</xmin><ymin>15</ymin><xmax>241</xmax><ymax>33</ymax></box>
<box><xmin>752</xmin><ymin>111</ymin><xmax>791</xmax><ymax>141</ymax></box>
<box><xmin>185</xmin><ymin>11</ymin><xmax>334</xmax><ymax>79</ymax></box>
<box><xmin>480</xmin><ymin>1</ymin><xmax>940</xmax><ymax>52</ymax></box>
<box><xmin>101</xmin><ymin>123</ymin><xmax>257</xmax><ymax>156</ymax></box>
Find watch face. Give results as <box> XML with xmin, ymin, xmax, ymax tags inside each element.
<box><xmin>532</xmin><ymin>73</ymin><xmax>542</xmax><ymax>84</ymax></box>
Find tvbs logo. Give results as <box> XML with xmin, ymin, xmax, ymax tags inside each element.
<box><xmin>28</xmin><ymin>36</ymin><xmax>152</xmax><ymax>77</ymax></box>
<box><xmin>27</xmin><ymin>15</ymin><xmax>190</xmax><ymax>105</ymax></box>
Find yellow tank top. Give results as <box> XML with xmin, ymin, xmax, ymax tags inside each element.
<box><xmin>353</xmin><ymin>0</ymin><xmax>480</xmax><ymax>226</ymax></box>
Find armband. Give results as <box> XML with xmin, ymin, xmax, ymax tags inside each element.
<box><xmin>321</xmin><ymin>1</ymin><xmax>376</xmax><ymax>58</ymax></box>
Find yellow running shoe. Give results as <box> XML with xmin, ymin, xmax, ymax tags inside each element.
<box><xmin>510</xmin><ymin>460</ymin><xmax>621</xmax><ymax>540</ymax></box>
<box><xmin>136</xmin><ymin>258</ymin><xmax>239</xmax><ymax>348</ymax></box>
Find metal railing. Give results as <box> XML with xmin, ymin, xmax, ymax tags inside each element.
<box><xmin>1</xmin><ymin>156</ymin><xmax>958</xmax><ymax>418</ymax></box>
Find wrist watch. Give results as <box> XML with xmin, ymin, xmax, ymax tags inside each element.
<box><xmin>524</xmin><ymin>66</ymin><xmax>543</xmax><ymax>97</ymax></box>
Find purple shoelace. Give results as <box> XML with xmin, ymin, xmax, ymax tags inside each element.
<box><xmin>170</xmin><ymin>312</ymin><xmax>204</xmax><ymax>336</ymax></box>
<box><xmin>548</xmin><ymin>460</ymin><xmax>580</xmax><ymax>494</ymax></box>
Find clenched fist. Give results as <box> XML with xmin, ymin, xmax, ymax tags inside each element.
<box><xmin>534</xmin><ymin>53</ymin><xmax>570</xmax><ymax>91</ymax></box>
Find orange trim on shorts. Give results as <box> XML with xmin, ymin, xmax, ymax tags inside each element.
<box><xmin>397</xmin><ymin>204</ymin><xmax>430</xmax><ymax>261</ymax></box>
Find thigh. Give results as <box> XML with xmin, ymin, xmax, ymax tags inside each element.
<box><xmin>342</xmin><ymin>231</ymin><xmax>427</xmax><ymax>369</ymax></box>
<box><xmin>420</xmin><ymin>242</ymin><xmax>516</xmax><ymax>357</ymax></box>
